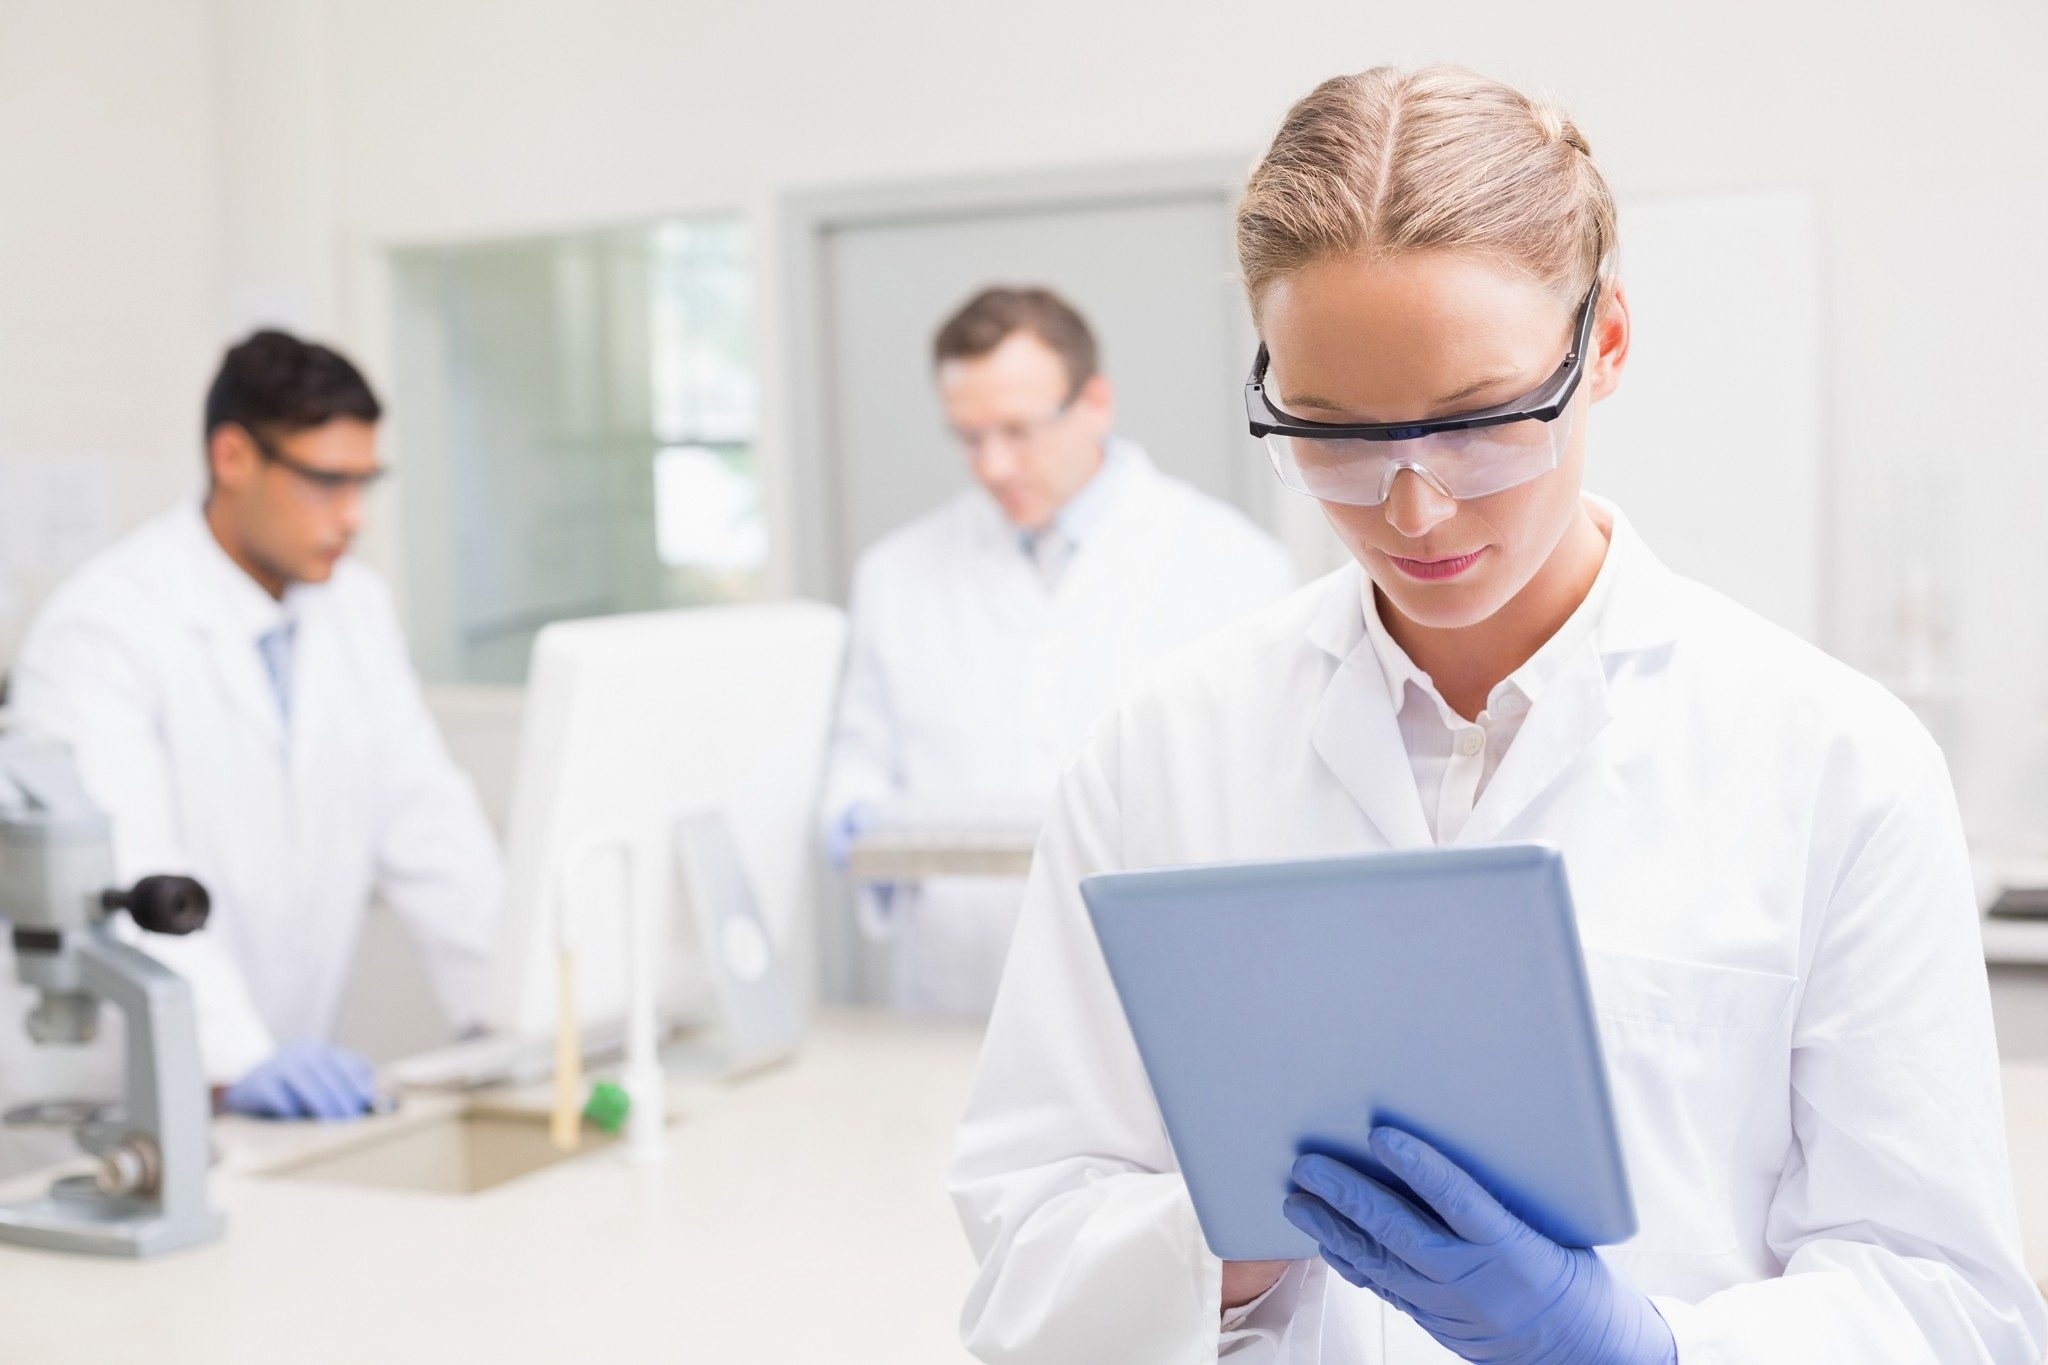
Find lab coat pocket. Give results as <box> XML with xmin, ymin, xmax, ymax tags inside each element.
<box><xmin>1583</xmin><ymin>949</ymin><xmax>1795</xmax><ymax>1260</ymax></box>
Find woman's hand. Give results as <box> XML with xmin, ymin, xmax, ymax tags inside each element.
<box><xmin>1221</xmin><ymin>1258</ymin><xmax>1292</xmax><ymax>1315</ymax></box>
<box><xmin>1283</xmin><ymin>1127</ymin><xmax>1675</xmax><ymax>1364</ymax></box>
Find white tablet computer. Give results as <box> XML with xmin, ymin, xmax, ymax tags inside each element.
<box><xmin>1080</xmin><ymin>842</ymin><xmax>1634</xmax><ymax>1262</ymax></box>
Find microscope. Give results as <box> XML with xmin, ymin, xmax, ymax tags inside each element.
<box><xmin>0</xmin><ymin>731</ymin><xmax>223</xmax><ymax>1256</ymax></box>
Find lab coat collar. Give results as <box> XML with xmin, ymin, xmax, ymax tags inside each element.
<box><xmin>1581</xmin><ymin>497</ymin><xmax>1681</xmax><ymax>657</ymax></box>
<box><xmin>167</xmin><ymin>499</ymin><xmax>319</xmax><ymax>750</ymax></box>
<box><xmin>1045</xmin><ymin>438</ymin><xmax>1141</xmax><ymax>547</ymax></box>
<box><xmin>1308</xmin><ymin>592</ymin><xmax>1436</xmax><ymax>849</ymax></box>
<box><xmin>170</xmin><ymin>498</ymin><xmax>307</xmax><ymax>642</ymax></box>
<box><xmin>1305</xmin><ymin>496</ymin><xmax>1678</xmax><ymax>849</ymax></box>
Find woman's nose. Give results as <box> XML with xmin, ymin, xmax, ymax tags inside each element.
<box><xmin>1381</xmin><ymin>466</ymin><xmax>1459</xmax><ymax>540</ymax></box>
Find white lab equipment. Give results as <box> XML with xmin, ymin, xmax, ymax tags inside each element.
<box><xmin>539</xmin><ymin>826</ymin><xmax>668</xmax><ymax>1162</ymax></box>
<box><xmin>4</xmin><ymin>500</ymin><xmax>503</xmax><ymax>1084</ymax></box>
<box><xmin>950</xmin><ymin>500</ymin><xmax>2047</xmax><ymax>1364</ymax></box>
<box><xmin>820</xmin><ymin>441</ymin><xmax>1295</xmax><ymax>1014</ymax></box>
<box><xmin>483</xmin><ymin>601</ymin><xmax>845</xmax><ymax>1097</ymax></box>
<box><xmin>0</xmin><ymin>732</ymin><xmax>220</xmax><ymax>1257</ymax></box>
<box><xmin>842</xmin><ymin>798</ymin><xmax>1043</xmax><ymax>881</ymax></box>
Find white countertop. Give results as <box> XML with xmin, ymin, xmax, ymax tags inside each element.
<box><xmin>0</xmin><ymin>1013</ymin><xmax>987</xmax><ymax>1365</ymax></box>
<box><xmin>2003</xmin><ymin>1062</ymin><xmax>2048</xmax><ymax>1296</ymax></box>
<box><xmin>2</xmin><ymin>1019</ymin><xmax>2044</xmax><ymax>1365</ymax></box>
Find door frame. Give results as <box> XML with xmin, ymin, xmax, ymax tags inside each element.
<box><xmin>777</xmin><ymin>156</ymin><xmax>1260</xmax><ymax>603</ymax></box>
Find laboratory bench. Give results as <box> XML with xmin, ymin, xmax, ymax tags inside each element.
<box><xmin>2</xmin><ymin>1016</ymin><xmax>2046</xmax><ymax>1364</ymax></box>
<box><xmin>0</xmin><ymin>1014</ymin><xmax>986</xmax><ymax>1365</ymax></box>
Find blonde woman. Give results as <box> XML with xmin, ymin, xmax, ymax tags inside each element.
<box><xmin>949</xmin><ymin>66</ymin><xmax>2046</xmax><ymax>1364</ymax></box>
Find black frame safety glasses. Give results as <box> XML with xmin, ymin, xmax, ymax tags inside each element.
<box><xmin>1244</xmin><ymin>279</ymin><xmax>1603</xmax><ymax>443</ymax></box>
<box><xmin>241</xmin><ymin>424</ymin><xmax>391</xmax><ymax>494</ymax></box>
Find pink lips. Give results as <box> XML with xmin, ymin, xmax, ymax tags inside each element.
<box><xmin>1388</xmin><ymin>547</ymin><xmax>1487</xmax><ymax>581</ymax></box>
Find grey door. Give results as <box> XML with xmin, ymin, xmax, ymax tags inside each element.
<box><xmin>788</xmin><ymin>166</ymin><xmax>1276</xmax><ymax>598</ymax></box>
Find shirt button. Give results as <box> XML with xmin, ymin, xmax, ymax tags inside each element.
<box><xmin>1456</xmin><ymin>729</ymin><xmax>1484</xmax><ymax>758</ymax></box>
<box><xmin>1497</xmin><ymin>693</ymin><xmax>1523</xmax><ymax>715</ymax></box>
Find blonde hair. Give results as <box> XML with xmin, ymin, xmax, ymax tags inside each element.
<box><xmin>1237</xmin><ymin>65</ymin><xmax>1616</xmax><ymax>316</ymax></box>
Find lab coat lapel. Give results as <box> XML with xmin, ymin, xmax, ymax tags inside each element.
<box><xmin>200</xmin><ymin>626</ymin><xmax>286</xmax><ymax>750</ymax></box>
<box><xmin>1305</xmin><ymin>569</ymin><xmax>1433</xmax><ymax>850</ymax></box>
<box><xmin>1457</xmin><ymin>501</ymin><xmax>1682</xmax><ymax>845</ymax></box>
<box><xmin>965</xmin><ymin>494</ymin><xmax>1050</xmax><ymax>619</ymax></box>
<box><xmin>1453</xmin><ymin>642</ymin><xmax>1611</xmax><ymax>846</ymax></box>
<box><xmin>287</xmin><ymin>598</ymin><xmax>339</xmax><ymax>795</ymax></box>
<box><xmin>166</xmin><ymin>515</ymin><xmax>287</xmax><ymax>753</ymax></box>
<box><xmin>1051</xmin><ymin>457</ymin><xmax>1154</xmax><ymax>607</ymax></box>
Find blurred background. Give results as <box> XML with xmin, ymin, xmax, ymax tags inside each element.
<box><xmin>1</xmin><ymin>0</ymin><xmax>2044</xmax><ymax>1038</ymax></box>
<box><xmin>3</xmin><ymin>5</ymin><xmax>2047</xmax><ymax>1358</ymax></box>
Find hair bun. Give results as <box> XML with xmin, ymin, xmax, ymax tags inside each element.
<box><xmin>1533</xmin><ymin>102</ymin><xmax>1590</xmax><ymax>156</ymax></box>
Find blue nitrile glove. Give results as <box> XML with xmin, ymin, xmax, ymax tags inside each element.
<box><xmin>223</xmin><ymin>1041</ymin><xmax>378</xmax><ymax>1120</ymax></box>
<box><xmin>830</xmin><ymin>804</ymin><xmax>904</xmax><ymax>938</ymax></box>
<box><xmin>1284</xmin><ymin>1127</ymin><xmax>1675</xmax><ymax>1365</ymax></box>
<box><xmin>827</xmin><ymin>804</ymin><xmax>871</xmax><ymax>872</ymax></box>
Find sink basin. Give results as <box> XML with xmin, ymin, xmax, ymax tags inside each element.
<box><xmin>261</xmin><ymin>1107</ymin><xmax>619</xmax><ymax>1196</ymax></box>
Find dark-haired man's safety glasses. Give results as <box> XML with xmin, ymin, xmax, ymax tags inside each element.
<box><xmin>1244</xmin><ymin>279</ymin><xmax>1600</xmax><ymax>507</ymax></box>
<box><xmin>241</xmin><ymin>425</ymin><xmax>391</xmax><ymax>499</ymax></box>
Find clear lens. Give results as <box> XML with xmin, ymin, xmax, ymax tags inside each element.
<box><xmin>1264</xmin><ymin>405</ymin><xmax>1574</xmax><ymax>507</ymax></box>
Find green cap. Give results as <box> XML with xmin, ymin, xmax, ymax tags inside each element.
<box><xmin>583</xmin><ymin>1081</ymin><xmax>631</xmax><ymax>1134</ymax></box>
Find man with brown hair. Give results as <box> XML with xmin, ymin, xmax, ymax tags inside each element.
<box><xmin>820</xmin><ymin>285</ymin><xmax>1294</xmax><ymax>1015</ymax></box>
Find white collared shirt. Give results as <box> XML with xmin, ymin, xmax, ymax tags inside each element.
<box><xmin>1359</xmin><ymin>519</ymin><xmax>1618</xmax><ymax>844</ymax></box>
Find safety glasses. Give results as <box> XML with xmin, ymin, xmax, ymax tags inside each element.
<box><xmin>948</xmin><ymin>393</ymin><xmax>1080</xmax><ymax>460</ymax></box>
<box><xmin>1244</xmin><ymin>280</ymin><xmax>1601</xmax><ymax>507</ymax></box>
<box><xmin>241</xmin><ymin>424</ymin><xmax>391</xmax><ymax>503</ymax></box>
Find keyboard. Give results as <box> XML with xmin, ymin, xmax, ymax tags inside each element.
<box><xmin>385</xmin><ymin>1019</ymin><xmax>631</xmax><ymax>1092</ymax></box>
<box><xmin>1988</xmin><ymin>887</ymin><xmax>2048</xmax><ymax>920</ymax></box>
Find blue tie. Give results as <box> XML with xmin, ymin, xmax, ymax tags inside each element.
<box><xmin>256</xmin><ymin>621</ymin><xmax>296</xmax><ymax>725</ymax></box>
<box><xmin>1020</xmin><ymin>527</ymin><xmax>1076</xmax><ymax>588</ymax></box>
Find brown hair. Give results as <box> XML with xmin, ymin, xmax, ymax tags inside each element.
<box><xmin>932</xmin><ymin>286</ymin><xmax>1100</xmax><ymax>396</ymax></box>
<box><xmin>1236</xmin><ymin>65</ymin><xmax>1617</xmax><ymax>317</ymax></box>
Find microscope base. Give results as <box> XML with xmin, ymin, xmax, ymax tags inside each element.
<box><xmin>0</xmin><ymin>1175</ymin><xmax>223</xmax><ymax>1258</ymax></box>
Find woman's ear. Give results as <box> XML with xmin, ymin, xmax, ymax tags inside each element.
<box><xmin>1584</xmin><ymin>279</ymin><xmax>1631</xmax><ymax>405</ymax></box>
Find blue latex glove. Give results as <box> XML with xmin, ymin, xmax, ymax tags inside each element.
<box><xmin>1284</xmin><ymin>1128</ymin><xmax>1675</xmax><ymax>1365</ymax></box>
<box><xmin>223</xmin><ymin>1041</ymin><xmax>378</xmax><ymax>1120</ymax></box>
<box><xmin>830</xmin><ymin>804</ymin><xmax>904</xmax><ymax>938</ymax></box>
<box><xmin>826</xmin><ymin>803</ymin><xmax>873</xmax><ymax>873</ymax></box>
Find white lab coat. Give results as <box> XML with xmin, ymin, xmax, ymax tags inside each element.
<box><xmin>2</xmin><ymin>500</ymin><xmax>502</xmax><ymax>1090</ymax></box>
<box><xmin>950</xmin><ymin>502</ymin><xmax>2047</xmax><ymax>1363</ymax></box>
<box><xmin>821</xmin><ymin>443</ymin><xmax>1296</xmax><ymax>1014</ymax></box>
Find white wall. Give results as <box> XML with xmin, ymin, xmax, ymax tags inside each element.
<box><xmin>289</xmin><ymin>0</ymin><xmax>2048</xmax><ymax>849</ymax></box>
<box><xmin>0</xmin><ymin>0</ymin><xmax>225</xmax><ymax>664</ymax></box>
<box><xmin>4</xmin><ymin>0</ymin><xmax>2046</xmax><ymax>841</ymax></box>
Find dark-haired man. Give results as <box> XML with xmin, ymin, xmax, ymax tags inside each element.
<box><xmin>7</xmin><ymin>330</ymin><xmax>502</xmax><ymax>1119</ymax></box>
<box><xmin>820</xmin><ymin>287</ymin><xmax>1295</xmax><ymax>1015</ymax></box>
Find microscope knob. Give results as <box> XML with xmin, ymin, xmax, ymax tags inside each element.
<box><xmin>95</xmin><ymin>1135</ymin><xmax>162</xmax><ymax>1199</ymax></box>
<box><xmin>103</xmin><ymin>876</ymin><xmax>212</xmax><ymax>936</ymax></box>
